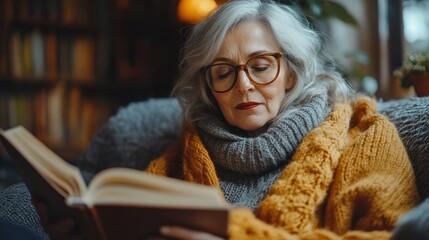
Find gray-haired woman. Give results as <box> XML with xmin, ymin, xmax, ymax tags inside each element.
<box><xmin>35</xmin><ymin>0</ymin><xmax>419</xmax><ymax>239</ymax></box>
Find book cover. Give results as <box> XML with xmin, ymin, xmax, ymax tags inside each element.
<box><xmin>0</xmin><ymin>126</ymin><xmax>102</xmax><ymax>239</ymax></box>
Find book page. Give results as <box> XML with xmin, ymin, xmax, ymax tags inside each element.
<box><xmin>84</xmin><ymin>168</ymin><xmax>227</xmax><ymax>207</ymax></box>
<box><xmin>2</xmin><ymin>126</ymin><xmax>86</xmax><ymax>197</ymax></box>
<box><xmin>70</xmin><ymin>186</ymin><xmax>227</xmax><ymax>209</ymax></box>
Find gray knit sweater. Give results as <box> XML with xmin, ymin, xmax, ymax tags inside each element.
<box><xmin>197</xmin><ymin>93</ymin><xmax>331</xmax><ymax>209</ymax></box>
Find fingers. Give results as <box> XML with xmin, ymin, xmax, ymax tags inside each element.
<box><xmin>31</xmin><ymin>197</ymin><xmax>79</xmax><ymax>240</ymax></box>
<box><xmin>31</xmin><ymin>197</ymin><xmax>49</xmax><ymax>227</ymax></box>
<box><xmin>46</xmin><ymin>218</ymin><xmax>75</xmax><ymax>239</ymax></box>
<box><xmin>160</xmin><ymin>226</ymin><xmax>224</xmax><ymax>240</ymax></box>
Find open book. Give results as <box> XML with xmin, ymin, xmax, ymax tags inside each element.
<box><xmin>0</xmin><ymin>126</ymin><xmax>230</xmax><ymax>240</ymax></box>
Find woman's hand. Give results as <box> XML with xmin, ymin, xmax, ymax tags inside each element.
<box><xmin>158</xmin><ymin>226</ymin><xmax>225</xmax><ymax>240</ymax></box>
<box><xmin>31</xmin><ymin>197</ymin><xmax>83</xmax><ymax>240</ymax></box>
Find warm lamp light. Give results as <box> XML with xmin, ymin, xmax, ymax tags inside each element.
<box><xmin>177</xmin><ymin>0</ymin><xmax>218</xmax><ymax>24</ymax></box>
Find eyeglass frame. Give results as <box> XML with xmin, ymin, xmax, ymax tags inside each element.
<box><xmin>201</xmin><ymin>52</ymin><xmax>284</xmax><ymax>93</ymax></box>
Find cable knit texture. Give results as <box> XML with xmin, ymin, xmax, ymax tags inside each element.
<box><xmin>195</xmin><ymin>92</ymin><xmax>331</xmax><ymax>208</ymax></box>
<box><xmin>255</xmin><ymin>99</ymin><xmax>351</xmax><ymax>233</ymax></box>
<box><xmin>377</xmin><ymin>96</ymin><xmax>429</xmax><ymax>199</ymax></box>
<box><xmin>145</xmin><ymin>97</ymin><xmax>419</xmax><ymax>239</ymax></box>
<box><xmin>196</xmin><ymin>93</ymin><xmax>330</xmax><ymax>174</ymax></box>
<box><xmin>148</xmin><ymin>93</ymin><xmax>332</xmax><ymax>209</ymax></box>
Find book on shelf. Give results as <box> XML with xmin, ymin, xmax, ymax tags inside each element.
<box><xmin>9</xmin><ymin>31</ymin><xmax>24</xmax><ymax>78</ymax></box>
<box><xmin>8</xmin><ymin>30</ymin><xmax>59</xmax><ymax>80</ymax></box>
<box><xmin>46</xmin><ymin>84</ymin><xmax>65</xmax><ymax>143</ymax></box>
<box><xmin>0</xmin><ymin>126</ymin><xmax>230</xmax><ymax>240</ymax></box>
<box><xmin>34</xmin><ymin>90</ymin><xmax>48</xmax><ymax>143</ymax></box>
<box><xmin>14</xmin><ymin>0</ymin><xmax>30</xmax><ymax>20</ymax></box>
<box><xmin>66</xmin><ymin>86</ymin><xmax>82</xmax><ymax>144</ymax></box>
<box><xmin>11</xmin><ymin>0</ymin><xmax>87</xmax><ymax>23</ymax></box>
<box><xmin>58</xmin><ymin>36</ymin><xmax>72</xmax><ymax>77</ymax></box>
<box><xmin>21</xmin><ymin>32</ymin><xmax>33</xmax><ymax>76</ymax></box>
<box><xmin>62</xmin><ymin>0</ymin><xmax>77</xmax><ymax>24</ymax></box>
<box><xmin>45</xmin><ymin>32</ymin><xmax>58</xmax><ymax>79</ymax></box>
<box><xmin>72</xmin><ymin>37</ymin><xmax>96</xmax><ymax>80</ymax></box>
<box><xmin>30</xmin><ymin>30</ymin><xmax>45</xmax><ymax>77</ymax></box>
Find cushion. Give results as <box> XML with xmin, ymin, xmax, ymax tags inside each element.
<box><xmin>392</xmin><ymin>198</ymin><xmax>429</xmax><ymax>240</ymax></box>
<box><xmin>0</xmin><ymin>183</ymin><xmax>47</xmax><ymax>239</ymax></box>
<box><xmin>78</xmin><ymin>97</ymin><xmax>182</xmax><ymax>178</ymax></box>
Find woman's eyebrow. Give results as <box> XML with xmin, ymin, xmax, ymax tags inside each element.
<box><xmin>212</xmin><ymin>50</ymin><xmax>272</xmax><ymax>63</ymax></box>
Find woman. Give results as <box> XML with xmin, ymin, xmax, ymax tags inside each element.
<box><xmin>36</xmin><ymin>0</ymin><xmax>419</xmax><ymax>239</ymax></box>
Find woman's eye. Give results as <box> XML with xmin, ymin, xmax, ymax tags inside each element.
<box><xmin>213</xmin><ymin>67</ymin><xmax>234</xmax><ymax>80</ymax></box>
<box><xmin>251</xmin><ymin>65</ymin><xmax>269</xmax><ymax>72</ymax></box>
<box><xmin>218</xmin><ymin>71</ymin><xmax>233</xmax><ymax>79</ymax></box>
<box><xmin>249</xmin><ymin>58</ymin><xmax>273</xmax><ymax>72</ymax></box>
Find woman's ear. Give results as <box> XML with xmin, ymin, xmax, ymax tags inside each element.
<box><xmin>285</xmin><ymin>71</ymin><xmax>296</xmax><ymax>91</ymax></box>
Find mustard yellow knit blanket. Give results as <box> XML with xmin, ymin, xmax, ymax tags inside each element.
<box><xmin>146</xmin><ymin>97</ymin><xmax>419</xmax><ymax>239</ymax></box>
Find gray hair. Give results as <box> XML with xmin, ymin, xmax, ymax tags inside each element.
<box><xmin>172</xmin><ymin>0</ymin><xmax>354</xmax><ymax>126</ymax></box>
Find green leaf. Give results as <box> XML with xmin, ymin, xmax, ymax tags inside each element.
<box><xmin>320</xmin><ymin>1</ymin><xmax>358</xmax><ymax>26</ymax></box>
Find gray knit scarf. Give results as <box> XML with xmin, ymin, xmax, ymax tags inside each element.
<box><xmin>196</xmin><ymin>91</ymin><xmax>331</xmax><ymax>209</ymax></box>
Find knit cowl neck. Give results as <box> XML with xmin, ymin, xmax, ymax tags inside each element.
<box><xmin>196</xmin><ymin>91</ymin><xmax>331</xmax><ymax>175</ymax></box>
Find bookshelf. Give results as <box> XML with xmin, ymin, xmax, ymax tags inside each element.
<box><xmin>0</xmin><ymin>0</ymin><xmax>182</xmax><ymax>162</ymax></box>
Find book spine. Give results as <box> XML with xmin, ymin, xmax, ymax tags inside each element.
<box><xmin>9</xmin><ymin>31</ymin><xmax>24</xmax><ymax>78</ymax></box>
<box><xmin>45</xmin><ymin>32</ymin><xmax>58</xmax><ymax>79</ymax></box>
<box><xmin>71</xmin><ymin>37</ymin><xmax>95</xmax><ymax>81</ymax></box>
<box><xmin>46</xmin><ymin>83</ymin><xmax>65</xmax><ymax>144</ymax></box>
<box><xmin>21</xmin><ymin>33</ymin><xmax>32</xmax><ymax>77</ymax></box>
<box><xmin>30</xmin><ymin>30</ymin><xmax>45</xmax><ymax>77</ymax></box>
<box><xmin>34</xmin><ymin>89</ymin><xmax>48</xmax><ymax>142</ymax></box>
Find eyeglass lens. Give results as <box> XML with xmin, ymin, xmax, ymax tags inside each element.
<box><xmin>207</xmin><ymin>54</ymin><xmax>280</xmax><ymax>92</ymax></box>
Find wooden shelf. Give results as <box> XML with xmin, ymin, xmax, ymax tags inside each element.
<box><xmin>0</xmin><ymin>0</ymin><xmax>181</xmax><ymax>161</ymax></box>
<box><xmin>8</xmin><ymin>20</ymin><xmax>95</xmax><ymax>33</ymax></box>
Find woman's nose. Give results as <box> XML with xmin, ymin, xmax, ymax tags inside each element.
<box><xmin>235</xmin><ymin>69</ymin><xmax>255</xmax><ymax>94</ymax></box>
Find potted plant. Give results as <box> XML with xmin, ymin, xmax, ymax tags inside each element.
<box><xmin>393</xmin><ymin>49</ymin><xmax>429</xmax><ymax>97</ymax></box>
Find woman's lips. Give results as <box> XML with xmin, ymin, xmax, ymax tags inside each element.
<box><xmin>235</xmin><ymin>102</ymin><xmax>261</xmax><ymax>110</ymax></box>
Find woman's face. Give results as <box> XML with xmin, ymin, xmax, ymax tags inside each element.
<box><xmin>211</xmin><ymin>21</ymin><xmax>293</xmax><ymax>131</ymax></box>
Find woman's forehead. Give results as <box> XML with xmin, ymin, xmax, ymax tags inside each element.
<box><xmin>216</xmin><ymin>21</ymin><xmax>279</xmax><ymax>60</ymax></box>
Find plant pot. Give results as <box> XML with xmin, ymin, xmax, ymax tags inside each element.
<box><xmin>409</xmin><ymin>74</ymin><xmax>429</xmax><ymax>97</ymax></box>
